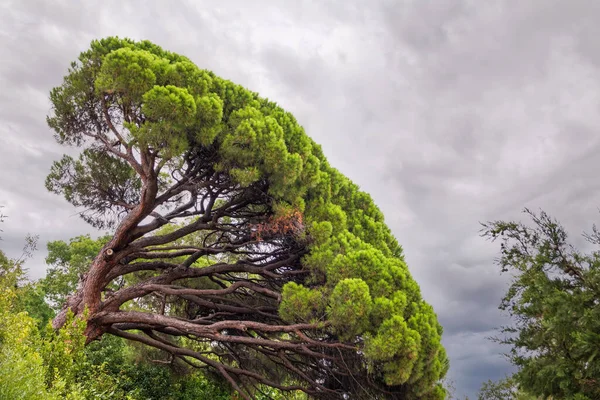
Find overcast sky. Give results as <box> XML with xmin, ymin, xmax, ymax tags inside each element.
<box><xmin>2</xmin><ymin>0</ymin><xmax>600</xmax><ymax>397</ymax></box>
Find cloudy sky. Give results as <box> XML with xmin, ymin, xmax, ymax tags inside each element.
<box><xmin>2</xmin><ymin>0</ymin><xmax>600</xmax><ymax>397</ymax></box>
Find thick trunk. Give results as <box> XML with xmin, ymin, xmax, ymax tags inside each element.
<box><xmin>51</xmin><ymin>255</ymin><xmax>112</xmax><ymax>341</ymax></box>
<box><xmin>52</xmin><ymin>176</ymin><xmax>158</xmax><ymax>341</ymax></box>
<box><xmin>51</xmin><ymin>287</ymin><xmax>83</xmax><ymax>329</ymax></box>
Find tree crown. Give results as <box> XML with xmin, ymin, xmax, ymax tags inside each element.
<box><xmin>47</xmin><ymin>37</ymin><xmax>447</xmax><ymax>399</ymax></box>
<box><xmin>482</xmin><ymin>209</ymin><xmax>600</xmax><ymax>399</ymax></box>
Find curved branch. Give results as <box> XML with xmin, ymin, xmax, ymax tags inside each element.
<box><xmin>143</xmin><ymin>281</ymin><xmax>282</xmax><ymax>300</ymax></box>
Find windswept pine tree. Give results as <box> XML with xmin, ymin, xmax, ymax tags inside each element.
<box><xmin>46</xmin><ymin>37</ymin><xmax>448</xmax><ymax>399</ymax></box>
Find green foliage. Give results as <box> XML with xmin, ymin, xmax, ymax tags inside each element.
<box><xmin>0</xmin><ymin>309</ymin><xmax>58</xmax><ymax>400</ymax></box>
<box><xmin>45</xmin><ymin>150</ymin><xmax>141</xmax><ymax>229</ymax></box>
<box><xmin>0</xmin><ymin>236</ymin><xmax>53</xmax><ymax>330</ymax></box>
<box><xmin>13</xmin><ymin>281</ymin><xmax>55</xmax><ymax>330</ymax></box>
<box><xmin>279</xmin><ymin>281</ymin><xmax>325</xmax><ymax>323</ymax></box>
<box><xmin>134</xmin><ymin>85</ymin><xmax>197</xmax><ymax>157</ymax></box>
<box><xmin>41</xmin><ymin>235</ymin><xmax>232</xmax><ymax>399</ymax></box>
<box><xmin>0</xmin><ymin>255</ymin><xmax>49</xmax><ymax>399</ymax></box>
<box><xmin>328</xmin><ymin>278</ymin><xmax>373</xmax><ymax>340</ymax></box>
<box><xmin>477</xmin><ymin>376</ymin><xmax>540</xmax><ymax>400</ymax></box>
<box><xmin>46</xmin><ymin>36</ymin><xmax>447</xmax><ymax>398</ymax></box>
<box><xmin>95</xmin><ymin>47</ymin><xmax>165</xmax><ymax>102</ymax></box>
<box><xmin>482</xmin><ymin>209</ymin><xmax>600</xmax><ymax>399</ymax></box>
<box><xmin>0</xmin><ymin>249</ymin><xmax>63</xmax><ymax>399</ymax></box>
<box><xmin>364</xmin><ymin>315</ymin><xmax>422</xmax><ymax>385</ymax></box>
<box><xmin>41</xmin><ymin>309</ymin><xmax>89</xmax><ymax>392</ymax></box>
<box><xmin>0</xmin><ymin>246</ymin><xmax>231</xmax><ymax>399</ymax></box>
<box><xmin>42</xmin><ymin>234</ymin><xmax>111</xmax><ymax>308</ymax></box>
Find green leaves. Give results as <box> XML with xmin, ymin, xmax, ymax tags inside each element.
<box><xmin>0</xmin><ymin>306</ymin><xmax>57</xmax><ymax>400</ymax></box>
<box><xmin>194</xmin><ymin>93</ymin><xmax>223</xmax><ymax>145</ymax></box>
<box><xmin>42</xmin><ymin>235</ymin><xmax>110</xmax><ymax>309</ymax></box>
<box><xmin>328</xmin><ymin>278</ymin><xmax>372</xmax><ymax>340</ymax></box>
<box><xmin>46</xmin><ymin>37</ymin><xmax>448</xmax><ymax>398</ymax></box>
<box><xmin>46</xmin><ymin>149</ymin><xmax>140</xmax><ymax>228</ymax></box>
<box><xmin>133</xmin><ymin>85</ymin><xmax>197</xmax><ymax>157</ymax></box>
<box><xmin>279</xmin><ymin>282</ymin><xmax>325</xmax><ymax>323</ymax></box>
<box><xmin>142</xmin><ymin>85</ymin><xmax>196</xmax><ymax>125</ymax></box>
<box><xmin>364</xmin><ymin>315</ymin><xmax>421</xmax><ymax>385</ymax></box>
<box><xmin>482</xmin><ymin>209</ymin><xmax>600</xmax><ymax>399</ymax></box>
<box><xmin>96</xmin><ymin>47</ymin><xmax>162</xmax><ymax>101</ymax></box>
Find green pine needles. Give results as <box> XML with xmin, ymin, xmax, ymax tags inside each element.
<box><xmin>46</xmin><ymin>37</ymin><xmax>448</xmax><ymax>399</ymax></box>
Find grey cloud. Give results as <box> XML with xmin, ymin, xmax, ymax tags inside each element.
<box><xmin>3</xmin><ymin>1</ymin><xmax>600</xmax><ymax>398</ymax></box>
<box><xmin>370</xmin><ymin>1</ymin><xmax>600</xmax><ymax>396</ymax></box>
<box><xmin>442</xmin><ymin>329</ymin><xmax>517</xmax><ymax>397</ymax></box>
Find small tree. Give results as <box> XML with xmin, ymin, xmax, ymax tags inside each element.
<box><xmin>481</xmin><ymin>209</ymin><xmax>600</xmax><ymax>399</ymax></box>
<box><xmin>47</xmin><ymin>37</ymin><xmax>448</xmax><ymax>399</ymax></box>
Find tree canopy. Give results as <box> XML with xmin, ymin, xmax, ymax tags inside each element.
<box><xmin>482</xmin><ymin>209</ymin><xmax>600</xmax><ymax>400</ymax></box>
<box><xmin>46</xmin><ymin>37</ymin><xmax>448</xmax><ymax>399</ymax></box>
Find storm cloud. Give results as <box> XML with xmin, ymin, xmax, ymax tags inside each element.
<box><xmin>2</xmin><ymin>0</ymin><xmax>600</xmax><ymax>397</ymax></box>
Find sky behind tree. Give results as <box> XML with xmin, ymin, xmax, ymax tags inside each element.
<box><xmin>2</xmin><ymin>0</ymin><xmax>600</xmax><ymax>397</ymax></box>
